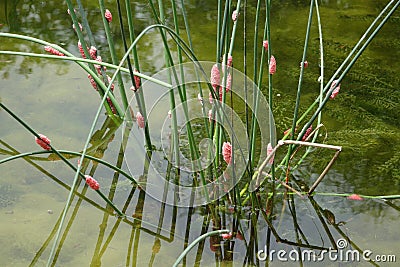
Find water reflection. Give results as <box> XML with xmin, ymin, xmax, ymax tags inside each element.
<box><xmin>1</xmin><ymin>0</ymin><xmax>399</xmax><ymax>266</ymax></box>
<box><xmin>1</xmin><ymin>118</ymin><xmax>398</xmax><ymax>266</ymax></box>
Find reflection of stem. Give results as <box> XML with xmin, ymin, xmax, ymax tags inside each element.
<box><xmin>327</xmin><ymin>216</ymin><xmax>379</xmax><ymax>266</ymax></box>
<box><xmin>252</xmin><ymin>211</ymin><xmax>260</xmax><ymax>266</ymax></box>
<box><xmin>126</xmin><ymin>226</ymin><xmax>135</xmax><ymax>266</ymax></box>
<box><xmin>0</xmin><ymin>102</ymin><xmax>124</xmax><ymax>221</ymax></box>
<box><xmin>182</xmin><ymin>207</ymin><xmax>194</xmax><ymax>266</ymax></box>
<box><xmin>30</xmin><ymin>158</ymin><xmax>90</xmax><ymax>266</ymax></box>
<box><xmin>308</xmin><ymin>196</ymin><xmax>338</xmax><ymax>249</ymax></box>
<box><xmin>250</xmin><ymin>140</ymin><xmax>342</xmax><ymax>198</ymax></box>
<box><xmin>148</xmin><ymin>159</ymin><xmax>175</xmax><ymax>265</ymax></box>
<box><xmin>0</xmin><ymin>102</ymin><xmax>126</xmax><ymax>265</ymax></box>
<box><xmin>131</xmin><ymin>228</ymin><xmax>141</xmax><ymax>267</ymax></box>
<box><xmin>288</xmin><ymin>193</ymin><xmax>311</xmax><ymax>248</ymax></box>
<box><xmin>256</xmin><ymin>196</ymin><xmax>327</xmax><ymax>250</ymax></box>
<box><xmin>0</xmin><ymin>140</ymin><xmax>115</xmax><ymax>218</ymax></box>
<box><xmin>290</xmin><ymin>196</ymin><xmax>305</xmax><ymax>266</ymax></box>
<box><xmin>52</xmin><ymin>182</ymin><xmax>88</xmax><ymax>266</ymax></box>
<box><xmin>194</xmin><ymin>213</ymin><xmax>211</xmax><ymax>265</ymax></box>
<box><xmin>384</xmin><ymin>200</ymin><xmax>400</xmax><ymax>212</ymax></box>
<box><xmin>91</xmin><ymin>207</ymin><xmax>109</xmax><ymax>265</ymax></box>
<box><xmin>129</xmin><ymin>150</ymin><xmax>152</xmax><ymax>266</ymax></box>
<box><xmin>92</xmin><ymin>131</ymin><xmax>129</xmax><ymax>263</ymax></box>
<box><xmin>3</xmin><ymin>128</ymin><xmax>174</xmax><ymax>263</ymax></box>
<box><xmin>182</xmin><ymin>184</ymin><xmax>197</xmax><ymax>266</ymax></box>
<box><xmin>99</xmin><ymin>187</ymin><xmax>137</xmax><ymax>259</ymax></box>
<box><xmin>244</xmin><ymin>209</ymin><xmax>257</xmax><ymax>265</ymax></box>
<box><xmin>50</xmin><ymin>157</ymin><xmax>92</xmax><ymax>265</ymax></box>
<box><xmin>2</xmin><ymin>140</ymin><xmax>179</xmax><ymax>240</ymax></box>
<box><xmin>29</xmin><ymin>208</ymin><xmax>63</xmax><ymax>266</ymax></box>
<box><xmin>130</xmin><ymin>190</ymin><xmax>146</xmax><ymax>267</ymax></box>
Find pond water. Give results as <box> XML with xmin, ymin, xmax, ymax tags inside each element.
<box><xmin>1</xmin><ymin>0</ymin><xmax>399</xmax><ymax>266</ymax></box>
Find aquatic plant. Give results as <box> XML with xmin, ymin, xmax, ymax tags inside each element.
<box><xmin>0</xmin><ymin>0</ymin><xmax>399</xmax><ymax>266</ymax></box>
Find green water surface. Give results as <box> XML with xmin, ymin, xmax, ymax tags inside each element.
<box><xmin>1</xmin><ymin>0</ymin><xmax>399</xmax><ymax>266</ymax></box>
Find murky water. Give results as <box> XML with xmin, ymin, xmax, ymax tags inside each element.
<box><xmin>1</xmin><ymin>0</ymin><xmax>399</xmax><ymax>266</ymax></box>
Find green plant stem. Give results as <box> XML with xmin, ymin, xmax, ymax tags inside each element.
<box><xmin>265</xmin><ymin>0</ymin><xmax>273</xmax><ymax>139</ymax></box>
<box><xmin>279</xmin><ymin>0</ymin><xmax>399</xmax><ymax>145</ymax></box>
<box><xmin>215</xmin><ymin>0</ymin><xmax>229</xmax><ymax>171</ymax></box>
<box><xmin>76</xmin><ymin>0</ymin><xmax>96</xmax><ymax>46</ymax></box>
<box><xmin>290</xmin><ymin>0</ymin><xmax>325</xmax><ymax>169</ymax></box>
<box><xmin>249</xmin><ymin>0</ymin><xmax>262</xmax><ymax>171</ymax></box>
<box><xmin>0</xmin><ymin>150</ymin><xmax>138</xmax><ymax>186</ymax></box>
<box><xmin>290</xmin><ymin>0</ymin><xmax>314</xmax><ymax>137</ymax></box>
<box><xmin>218</xmin><ymin>0</ymin><xmax>242</xmax><ymax>190</ymax></box>
<box><xmin>171</xmin><ymin>0</ymin><xmax>190</xmax><ymax>170</ymax></box>
<box><xmin>285</xmin><ymin>0</ymin><xmax>314</xmax><ymax>170</ymax></box>
<box><xmin>124</xmin><ymin>1</ymin><xmax>140</xmax><ymax>68</ymax></box>
<box><xmin>0</xmin><ymin>33</ymin><xmax>124</xmax><ymax>119</ymax></box>
<box><xmin>180</xmin><ymin>0</ymin><xmax>216</xmax><ymax>180</ymax></box>
<box><xmin>65</xmin><ymin>0</ymin><xmax>117</xmax><ymax>118</ymax></box>
<box><xmin>314</xmin><ymin>0</ymin><xmax>324</xmax><ymax>130</ymax></box>
<box><xmin>0</xmin><ymin>50</ymin><xmax>171</xmax><ymax>88</ymax></box>
<box><xmin>218</xmin><ymin>0</ymin><xmax>231</xmax><ymax>58</ymax></box>
<box><xmin>116</xmin><ymin>0</ymin><xmax>153</xmax><ymax>149</ymax></box>
<box><xmin>297</xmin><ymin>0</ymin><xmax>400</xmax><ymax>142</ymax></box>
<box><xmin>65</xmin><ymin>0</ymin><xmax>92</xmax><ymax>66</ymax></box>
<box><xmin>217</xmin><ymin>0</ymin><xmax>222</xmax><ymax>62</ymax></box>
<box><xmin>99</xmin><ymin>0</ymin><xmax>129</xmax><ymax>113</ymax></box>
<box><xmin>75</xmin><ymin>0</ymin><xmax>109</xmax><ymax>85</ymax></box>
<box><xmin>243</xmin><ymin>0</ymin><xmax>249</xmax><ymax>137</ymax></box>
<box><xmin>172</xmin><ymin>229</ymin><xmax>230</xmax><ymax>267</ymax></box>
<box><xmin>240</xmin><ymin>0</ymin><xmax>249</xmax><ymax>208</ymax></box>
<box><xmin>44</xmin><ymin>18</ymin><xmax>163</xmax><ymax>262</ymax></box>
<box><xmin>148</xmin><ymin>0</ymin><xmax>207</xmax><ymax>191</ymax></box>
<box><xmin>265</xmin><ymin>0</ymin><xmax>277</xmax><ymax>208</ymax></box>
<box><xmin>1</xmin><ymin>23</ymin><xmax>247</xmax><ymax>202</ymax></box>
<box><xmin>0</xmin><ymin>102</ymin><xmax>124</xmax><ymax>267</ymax></box>
<box><xmin>250</xmin><ymin>0</ymin><xmax>269</xmax><ymax>172</ymax></box>
<box><xmin>155</xmin><ymin>0</ymin><xmax>182</xmax><ymax>179</ymax></box>
<box><xmin>124</xmin><ymin>1</ymin><xmax>151</xmax><ymax>136</ymax></box>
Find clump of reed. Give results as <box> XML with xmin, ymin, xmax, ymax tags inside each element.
<box><xmin>1</xmin><ymin>0</ymin><xmax>400</xmax><ymax>265</ymax></box>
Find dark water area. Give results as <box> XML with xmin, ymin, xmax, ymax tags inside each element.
<box><xmin>0</xmin><ymin>0</ymin><xmax>399</xmax><ymax>266</ymax></box>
